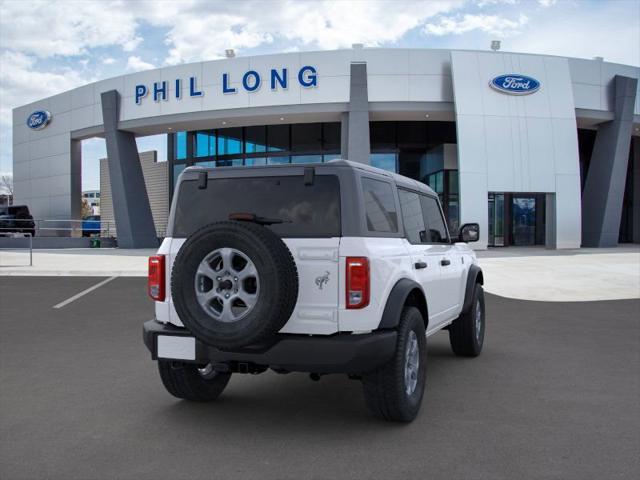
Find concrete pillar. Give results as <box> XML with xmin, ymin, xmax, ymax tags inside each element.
<box><xmin>582</xmin><ymin>75</ymin><xmax>638</xmax><ymax>247</ymax></box>
<box><xmin>632</xmin><ymin>136</ymin><xmax>640</xmax><ymax>243</ymax></box>
<box><xmin>545</xmin><ymin>193</ymin><xmax>557</xmax><ymax>249</ymax></box>
<box><xmin>347</xmin><ymin>63</ymin><xmax>370</xmax><ymax>164</ymax></box>
<box><xmin>101</xmin><ymin>90</ymin><xmax>158</xmax><ymax>249</ymax></box>
<box><xmin>340</xmin><ymin>112</ymin><xmax>349</xmax><ymax>159</ymax></box>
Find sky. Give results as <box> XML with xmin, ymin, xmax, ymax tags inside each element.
<box><xmin>0</xmin><ymin>0</ymin><xmax>639</xmax><ymax>191</ymax></box>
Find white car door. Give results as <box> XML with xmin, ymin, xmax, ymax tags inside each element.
<box><xmin>397</xmin><ymin>189</ymin><xmax>445</xmax><ymax>328</ymax></box>
<box><xmin>419</xmin><ymin>194</ymin><xmax>463</xmax><ymax>326</ymax></box>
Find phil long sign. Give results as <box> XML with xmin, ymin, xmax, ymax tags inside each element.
<box><xmin>490</xmin><ymin>74</ymin><xmax>540</xmax><ymax>95</ymax></box>
<box><xmin>135</xmin><ymin>65</ymin><xmax>318</xmax><ymax>105</ymax></box>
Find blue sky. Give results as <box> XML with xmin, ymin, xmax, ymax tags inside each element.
<box><xmin>1</xmin><ymin>0</ymin><xmax>638</xmax><ymax>191</ymax></box>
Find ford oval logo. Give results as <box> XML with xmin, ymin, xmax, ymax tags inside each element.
<box><xmin>26</xmin><ymin>110</ymin><xmax>52</xmax><ymax>130</ymax></box>
<box><xmin>490</xmin><ymin>74</ymin><xmax>540</xmax><ymax>95</ymax></box>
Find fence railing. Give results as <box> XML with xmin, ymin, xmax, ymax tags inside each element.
<box><xmin>0</xmin><ymin>218</ymin><xmax>117</xmax><ymax>237</ymax></box>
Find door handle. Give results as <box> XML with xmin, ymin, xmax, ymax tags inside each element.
<box><xmin>440</xmin><ymin>259</ymin><xmax>451</xmax><ymax>266</ymax></box>
<box><xmin>414</xmin><ymin>261</ymin><xmax>427</xmax><ymax>270</ymax></box>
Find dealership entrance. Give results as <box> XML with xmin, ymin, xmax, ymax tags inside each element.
<box><xmin>488</xmin><ymin>193</ymin><xmax>547</xmax><ymax>247</ymax></box>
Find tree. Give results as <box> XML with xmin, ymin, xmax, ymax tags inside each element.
<box><xmin>81</xmin><ymin>198</ymin><xmax>92</xmax><ymax>218</ymax></box>
<box><xmin>0</xmin><ymin>174</ymin><xmax>13</xmax><ymax>197</ymax></box>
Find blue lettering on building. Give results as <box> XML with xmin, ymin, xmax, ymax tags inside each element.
<box><xmin>298</xmin><ymin>66</ymin><xmax>317</xmax><ymax>87</ymax></box>
<box><xmin>136</xmin><ymin>66</ymin><xmax>318</xmax><ymax>105</ymax></box>
<box><xmin>270</xmin><ymin>68</ymin><xmax>287</xmax><ymax>90</ymax></box>
<box><xmin>222</xmin><ymin>73</ymin><xmax>236</xmax><ymax>94</ymax></box>
<box><xmin>153</xmin><ymin>81</ymin><xmax>167</xmax><ymax>102</ymax></box>
<box><xmin>189</xmin><ymin>76</ymin><xmax>203</xmax><ymax>97</ymax></box>
<box><xmin>242</xmin><ymin>70</ymin><xmax>261</xmax><ymax>92</ymax></box>
<box><xmin>135</xmin><ymin>85</ymin><xmax>148</xmax><ymax>104</ymax></box>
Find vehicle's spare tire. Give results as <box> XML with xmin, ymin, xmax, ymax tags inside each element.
<box><xmin>171</xmin><ymin>221</ymin><xmax>298</xmax><ymax>349</ymax></box>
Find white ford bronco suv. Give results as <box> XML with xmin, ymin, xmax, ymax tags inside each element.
<box><xmin>144</xmin><ymin>160</ymin><xmax>484</xmax><ymax>422</ymax></box>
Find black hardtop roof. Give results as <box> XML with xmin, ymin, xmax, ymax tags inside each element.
<box><xmin>181</xmin><ymin>159</ymin><xmax>437</xmax><ymax>196</ymax></box>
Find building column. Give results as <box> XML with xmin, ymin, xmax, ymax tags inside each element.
<box><xmin>632</xmin><ymin>136</ymin><xmax>640</xmax><ymax>243</ymax></box>
<box><xmin>581</xmin><ymin>75</ymin><xmax>638</xmax><ymax>247</ymax></box>
<box><xmin>347</xmin><ymin>62</ymin><xmax>370</xmax><ymax>164</ymax></box>
<box><xmin>101</xmin><ymin>90</ymin><xmax>158</xmax><ymax>249</ymax></box>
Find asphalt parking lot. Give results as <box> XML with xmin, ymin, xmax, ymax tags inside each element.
<box><xmin>1</xmin><ymin>277</ymin><xmax>638</xmax><ymax>480</ymax></box>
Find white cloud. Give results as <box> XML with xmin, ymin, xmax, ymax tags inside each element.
<box><xmin>424</xmin><ymin>13</ymin><xmax>528</xmax><ymax>37</ymax></box>
<box><xmin>126</xmin><ymin>55</ymin><xmax>155</xmax><ymax>72</ymax></box>
<box><xmin>102</xmin><ymin>57</ymin><xmax>116</xmax><ymax>65</ymax></box>
<box><xmin>0</xmin><ymin>50</ymin><xmax>93</xmax><ymax>172</ymax></box>
<box><xmin>128</xmin><ymin>0</ymin><xmax>464</xmax><ymax>65</ymax></box>
<box><xmin>0</xmin><ymin>0</ymin><xmax>142</xmax><ymax>58</ymax></box>
<box><xmin>538</xmin><ymin>0</ymin><xmax>557</xmax><ymax>7</ymax></box>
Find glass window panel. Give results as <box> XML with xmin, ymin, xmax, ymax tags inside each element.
<box><xmin>173</xmin><ymin>175</ymin><xmax>341</xmax><ymax>238</ymax></box>
<box><xmin>399</xmin><ymin>189</ymin><xmax>427</xmax><ymax>244</ymax></box>
<box><xmin>195</xmin><ymin>131</ymin><xmax>215</xmax><ymax>157</ymax></box>
<box><xmin>420</xmin><ymin>195</ymin><xmax>449</xmax><ymax>243</ymax></box>
<box><xmin>370</xmin><ymin>153</ymin><xmax>397</xmax><ymax>173</ymax></box>
<box><xmin>323</xmin><ymin>123</ymin><xmax>341</xmax><ymax>151</ymax></box>
<box><xmin>175</xmin><ymin>131</ymin><xmax>187</xmax><ymax>160</ymax></box>
<box><xmin>397</xmin><ymin>121</ymin><xmax>426</xmax><ymax>149</ymax></box>
<box><xmin>216</xmin><ymin>158</ymin><xmax>243</xmax><ymax>167</ymax></box>
<box><xmin>245</xmin><ymin>157</ymin><xmax>267</xmax><ymax>166</ymax></box>
<box><xmin>291</xmin><ymin>123</ymin><xmax>322</xmax><ymax>152</ymax></box>
<box><xmin>217</xmin><ymin>127</ymin><xmax>242</xmax><ymax>155</ymax></box>
<box><xmin>323</xmin><ymin>153</ymin><xmax>342</xmax><ymax>162</ymax></box>
<box><xmin>267</xmin><ymin>156</ymin><xmax>290</xmax><ymax>164</ymax></box>
<box><xmin>173</xmin><ymin>163</ymin><xmax>187</xmax><ymax>189</ymax></box>
<box><xmin>245</xmin><ymin>126</ymin><xmax>266</xmax><ymax>153</ymax></box>
<box><xmin>447</xmin><ymin>196</ymin><xmax>459</xmax><ymax>235</ymax></box>
<box><xmin>370</xmin><ymin>122</ymin><xmax>396</xmax><ymax>150</ymax></box>
<box><xmin>194</xmin><ymin>161</ymin><xmax>215</xmax><ymax>168</ymax></box>
<box><xmin>448</xmin><ymin>170</ymin><xmax>458</xmax><ymax>194</ymax></box>
<box><xmin>291</xmin><ymin>155</ymin><xmax>322</xmax><ymax>164</ymax></box>
<box><xmin>268</xmin><ymin>124</ymin><xmax>289</xmax><ymax>152</ymax></box>
<box><xmin>361</xmin><ymin>177</ymin><xmax>398</xmax><ymax>233</ymax></box>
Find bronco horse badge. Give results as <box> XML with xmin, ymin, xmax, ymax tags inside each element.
<box><xmin>315</xmin><ymin>271</ymin><xmax>330</xmax><ymax>290</ymax></box>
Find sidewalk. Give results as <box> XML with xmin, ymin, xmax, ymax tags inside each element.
<box><xmin>1</xmin><ymin>246</ymin><xmax>638</xmax><ymax>302</ymax></box>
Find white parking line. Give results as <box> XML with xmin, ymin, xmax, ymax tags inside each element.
<box><xmin>53</xmin><ymin>276</ymin><xmax>118</xmax><ymax>309</ymax></box>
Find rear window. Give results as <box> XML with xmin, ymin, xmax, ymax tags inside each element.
<box><xmin>172</xmin><ymin>175</ymin><xmax>341</xmax><ymax>238</ymax></box>
<box><xmin>361</xmin><ymin>177</ymin><xmax>398</xmax><ymax>233</ymax></box>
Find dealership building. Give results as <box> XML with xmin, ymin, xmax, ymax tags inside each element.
<box><xmin>11</xmin><ymin>47</ymin><xmax>640</xmax><ymax>248</ymax></box>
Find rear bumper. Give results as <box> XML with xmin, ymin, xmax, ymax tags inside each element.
<box><xmin>143</xmin><ymin>319</ymin><xmax>397</xmax><ymax>374</ymax></box>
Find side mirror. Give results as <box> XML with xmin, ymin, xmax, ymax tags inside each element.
<box><xmin>458</xmin><ymin>223</ymin><xmax>480</xmax><ymax>243</ymax></box>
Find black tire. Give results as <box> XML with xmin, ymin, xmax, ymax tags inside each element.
<box><xmin>449</xmin><ymin>284</ymin><xmax>485</xmax><ymax>357</ymax></box>
<box><xmin>171</xmin><ymin>221</ymin><xmax>298</xmax><ymax>349</ymax></box>
<box><xmin>362</xmin><ymin>307</ymin><xmax>427</xmax><ymax>422</ymax></box>
<box><xmin>158</xmin><ymin>360</ymin><xmax>231</xmax><ymax>401</ymax></box>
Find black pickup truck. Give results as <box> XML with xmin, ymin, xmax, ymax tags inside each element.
<box><xmin>0</xmin><ymin>205</ymin><xmax>36</xmax><ymax>237</ymax></box>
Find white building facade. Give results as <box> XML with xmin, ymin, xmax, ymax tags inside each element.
<box><xmin>12</xmin><ymin>48</ymin><xmax>640</xmax><ymax>248</ymax></box>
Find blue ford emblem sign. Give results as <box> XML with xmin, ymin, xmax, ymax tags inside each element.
<box><xmin>26</xmin><ymin>110</ymin><xmax>52</xmax><ymax>130</ymax></box>
<box><xmin>490</xmin><ymin>74</ymin><xmax>540</xmax><ymax>95</ymax></box>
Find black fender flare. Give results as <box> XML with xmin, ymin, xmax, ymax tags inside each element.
<box><xmin>378</xmin><ymin>278</ymin><xmax>428</xmax><ymax>330</ymax></box>
<box><xmin>461</xmin><ymin>264</ymin><xmax>484</xmax><ymax>314</ymax></box>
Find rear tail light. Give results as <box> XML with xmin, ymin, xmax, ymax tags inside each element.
<box><xmin>346</xmin><ymin>257</ymin><xmax>369</xmax><ymax>309</ymax></box>
<box><xmin>148</xmin><ymin>255</ymin><xmax>165</xmax><ymax>301</ymax></box>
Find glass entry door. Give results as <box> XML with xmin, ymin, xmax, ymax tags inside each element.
<box><xmin>488</xmin><ymin>193</ymin><xmax>505</xmax><ymax>246</ymax></box>
<box><xmin>511</xmin><ymin>196</ymin><xmax>536</xmax><ymax>246</ymax></box>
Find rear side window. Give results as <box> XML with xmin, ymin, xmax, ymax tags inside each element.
<box><xmin>398</xmin><ymin>189</ymin><xmax>427</xmax><ymax>244</ymax></box>
<box><xmin>420</xmin><ymin>195</ymin><xmax>449</xmax><ymax>243</ymax></box>
<box><xmin>361</xmin><ymin>177</ymin><xmax>398</xmax><ymax>233</ymax></box>
<box><xmin>173</xmin><ymin>175</ymin><xmax>341</xmax><ymax>238</ymax></box>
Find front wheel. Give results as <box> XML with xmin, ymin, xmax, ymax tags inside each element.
<box><xmin>362</xmin><ymin>306</ymin><xmax>427</xmax><ymax>422</ymax></box>
<box><xmin>158</xmin><ymin>360</ymin><xmax>231</xmax><ymax>402</ymax></box>
<box><xmin>449</xmin><ymin>284</ymin><xmax>485</xmax><ymax>357</ymax></box>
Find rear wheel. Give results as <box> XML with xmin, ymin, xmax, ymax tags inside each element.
<box><xmin>449</xmin><ymin>284</ymin><xmax>485</xmax><ymax>357</ymax></box>
<box><xmin>158</xmin><ymin>360</ymin><xmax>231</xmax><ymax>402</ymax></box>
<box><xmin>362</xmin><ymin>307</ymin><xmax>427</xmax><ymax>422</ymax></box>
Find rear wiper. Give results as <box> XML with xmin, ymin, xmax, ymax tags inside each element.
<box><xmin>229</xmin><ymin>212</ymin><xmax>291</xmax><ymax>226</ymax></box>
